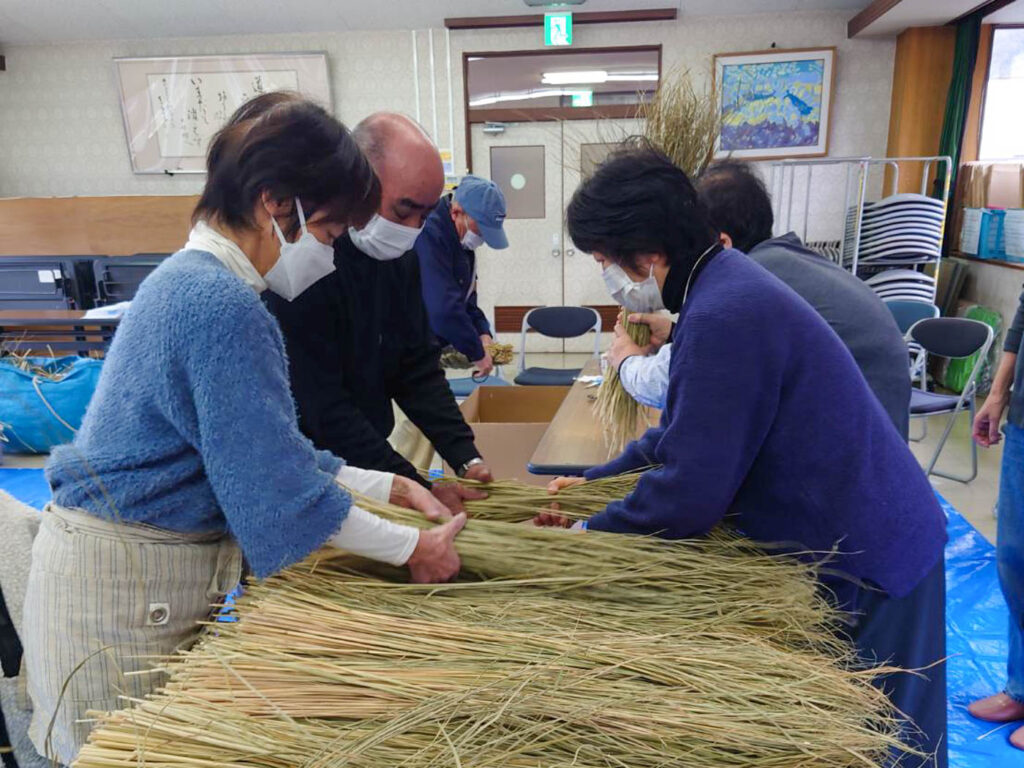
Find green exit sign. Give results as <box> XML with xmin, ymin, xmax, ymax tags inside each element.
<box><xmin>544</xmin><ymin>12</ymin><xmax>572</xmax><ymax>46</ymax></box>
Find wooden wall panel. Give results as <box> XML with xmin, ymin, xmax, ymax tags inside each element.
<box><xmin>0</xmin><ymin>195</ymin><xmax>199</xmax><ymax>256</ymax></box>
<box><xmin>885</xmin><ymin>26</ymin><xmax>956</xmax><ymax>194</ymax></box>
<box><xmin>961</xmin><ymin>24</ymin><xmax>994</xmax><ymax>165</ymax></box>
<box><xmin>495</xmin><ymin>304</ymin><xmax>620</xmax><ymax>334</ymax></box>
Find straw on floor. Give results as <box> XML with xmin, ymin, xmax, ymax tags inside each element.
<box><xmin>72</xmin><ymin>485</ymin><xmax>919</xmax><ymax>768</ymax></box>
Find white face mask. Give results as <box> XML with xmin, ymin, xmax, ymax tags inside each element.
<box><xmin>602</xmin><ymin>263</ymin><xmax>664</xmax><ymax>313</ymax></box>
<box><xmin>460</xmin><ymin>230</ymin><xmax>485</xmax><ymax>250</ymax></box>
<box><xmin>349</xmin><ymin>213</ymin><xmax>422</xmax><ymax>261</ymax></box>
<box><xmin>264</xmin><ymin>198</ymin><xmax>336</xmax><ymax>301</ymax></box>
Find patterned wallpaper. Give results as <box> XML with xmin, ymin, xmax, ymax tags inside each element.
<box><xmin>0</xmin><ymin>11</ymin><xmax>895</xmax><ymax>199</ymax></box>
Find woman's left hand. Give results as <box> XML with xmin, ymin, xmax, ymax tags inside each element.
<box><xmin>390</xmin><ymin>475</ymin><xmax>452</xmax><ymax>522</ymax></box>
<box><xmin>606</xmin><ymin>321</ymin><xmax>648</xmax><ymax>370</ymax></box>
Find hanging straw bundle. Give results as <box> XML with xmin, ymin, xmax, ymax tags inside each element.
<box><xmin>595</xmin><ymin>312</ymin><xmax>653</xmax><ymax>455</ymax></box>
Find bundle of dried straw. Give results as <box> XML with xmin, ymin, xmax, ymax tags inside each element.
<box><xmin>595</xmin><ymin>313</ymin><xmax>653</xmax><ymax>455</ymax></box>
<box><xmin>73</xmin><ymin>487</ymin><xmax>917</xmax><ymax>768</ymax></box>
<box><xmin>439</xmin><ymin>343</ymin><xmax>514</xmax><ymax>370</ymax></box>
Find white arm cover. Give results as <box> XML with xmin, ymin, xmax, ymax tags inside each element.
<box><xmin>618</xmin><ymin>344</ymin><xmax>672</xmax><ymax>410</ymax></box>
<box><xmin>328</xmin><ymin>505</ymin><xmax>420</xmax><ymax>566</ymax></box>
<box><xmin>335</xmin><ymin>465</ymin><xmax>394</xmax><ymax>502</ymax></box>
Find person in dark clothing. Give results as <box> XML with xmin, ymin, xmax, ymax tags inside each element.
<box><xmin>265</xmin><ymin>113</ymin><xmax>493</xmax><ymax>511</ymax></box>
<box><xmin>967</xmin><ymin>286</ymin><xmax>1024</xmax><ymax>750</ymax></box>
<box><xmin>609</xmin><ymin>161</ymin><xmax>911</xmax><ymax>440</ymax></box>
<box><xmin>416</xmin><ymin>175</ymin><xmax>508</xmax><ymax>377</ymax></box>
<box><xmin>542</xmin><ymin>148</ymin><xmax>948</xmax><ymax>767</ymax></box>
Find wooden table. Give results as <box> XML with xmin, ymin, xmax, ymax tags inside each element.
<box><xmin>528</xmin><ymin>358</ymin><xmax>658</xmax><ymax>477</ymax></box>
<box><xmin>0</xmin><ymin>310</ymin><xmax>120</xmax><ymax>353</ymax></box>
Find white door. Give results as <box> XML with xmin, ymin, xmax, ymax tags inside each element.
<box><xmin>470</xmin><ymin>117</ymin><xmax>643</xmax><ymax>354</ymax></box>
<box><xmin>471</xmin><ymin>120</ymin><xmax>565</xmax><ymax>353</ymax></box>
<box><xmin>560</xmin><ymin>118</ymin><xmax>642</xmax><ymax>352</ymax></box>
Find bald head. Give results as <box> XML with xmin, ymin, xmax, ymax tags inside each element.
<box><xmin>353</xmin><ymin>112</ymin><xmax>445</xmax><ymax>228</ymax></box>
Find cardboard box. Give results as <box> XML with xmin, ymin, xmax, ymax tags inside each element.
<box><xmin>961</xmin><ymin>162</ymin><xmax>1024</xmax><ymax>209</ymax></box>
<box><xmin>448</xmin><ymin>386</ymin><xmax>568</xmax><ymax>486</ymax></box>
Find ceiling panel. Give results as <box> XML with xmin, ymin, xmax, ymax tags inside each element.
<box><xmin>0</xmin><ymin>0</ymin><xmax>870</xmax><ymax>46</ymax></box>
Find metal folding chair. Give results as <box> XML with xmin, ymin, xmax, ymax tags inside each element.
<box><xmin>906</xmin><ymin>317</ymin><xmax>994</xmax><ymax>483</ymax></box>
<box><xmin>885</xmin><ymin>299</ymin><xmax>940</xmax><ymax>441</ymax></box>
<box><xmin>514</xmin><ymin>306</ymin><xmax>601</xmax><ymax>386</ymax></box>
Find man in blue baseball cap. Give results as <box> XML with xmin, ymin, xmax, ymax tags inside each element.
<box><xmin>416</xmin><ymin>174</ymin><xmax>509</xmax><ymax>376</ymax></box>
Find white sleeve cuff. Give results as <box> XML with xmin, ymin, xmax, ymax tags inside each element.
<box><xmin>335</xmin><ymin>465</ymin><xmax>395</xmax><ymax>503</ymax></box>
<box><xmin>328</xmin><ymin>504</ymin><xmax>420</xmax><ymax>566</ymax></box>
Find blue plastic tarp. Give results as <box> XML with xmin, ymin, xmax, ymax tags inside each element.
<box><xmin>0</xmin><ymin>468</ymin><xmax>1017</xmax><ymax>761</ymax></box>
<box><xmin>940</xmin><ymin>494</ymin><xmax>1018</xmax><ymax>763</ymax></box>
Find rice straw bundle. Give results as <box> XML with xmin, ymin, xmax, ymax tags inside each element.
<box><xmin>439</xmin><ymin>342</ymin><xmax>514</xmax><ymax>370</ymax></box>
<box><xmin>639</xmin><ymin>66</ymin><xmax>720</xmax><ymax>179</ymax></box>
<box><xmin>72</xmin><ymin>497</ymin><xmax>917</xmax><ymax>768</ymax></box>
<box><xmin>458</xmin><ymin>472</ymin><xmax>643</xmax><ymax>523</ymax></box>
<box><xmin>595</xmin><ymin>312</ymin><xmax>652</xmax><ymax>455</ymax></box>
<box><xmin>74</xmin><ymin>519</ymin><xmax>915</xmax><ymax>767</ymax></box>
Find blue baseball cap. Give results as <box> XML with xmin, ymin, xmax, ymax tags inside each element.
<box><xmin>454</xmin><ymin>175</ymin><xmax>508</xmax><ymax>250</ymax></box>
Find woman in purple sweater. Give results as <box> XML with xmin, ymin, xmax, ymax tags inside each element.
<box><xmin>548</xmin><ymin>148</ymin><xmax>948</xmax><ymax>766</ymax></box>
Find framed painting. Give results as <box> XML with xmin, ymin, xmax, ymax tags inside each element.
<box><xmin>115</xmin><ymin>53</ymin><xmax>332</xmax><ymax>174</ymax></box>
<box><xmin>713</xmin><ymin>47</ymin><xmax>835</xmax><ymax>160</ymax></box>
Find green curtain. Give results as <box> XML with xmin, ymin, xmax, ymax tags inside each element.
<box><xmin>935</xmin><ymin>14</ymin><xmax>982</xmax><ymax>202</ymax></box>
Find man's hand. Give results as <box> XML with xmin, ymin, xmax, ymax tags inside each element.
<box><xmin>431</xmin><ymin>480</ymin><xmax>488</xmax><ymax>514</ymax></box>
<box><xmin>480</xmin><ymin>334</ymin><xmax>494</xmax><ymax>347</ymax></box>
<box><xmin>606</xmin><ymin>320</ymin><xmax>649</xmax><ymax>370</ymax></box>
<box><xmin>533</xmin><ymin>505</ymin><xmax>572</xmax><ymax>528</ymax></box>
<box><xmin>390</xmin><ymin>475</ymin><xmax>451</xmax><ymax>522</ymax></box>
<box><xmin>627</xmin><ymin>312</ymin><xmax>673</xmax><ymax>349</ymax></box>
<box><xmin>462</xmin><ymin>461</ymin><xmax>494</xmax><ymax>483</ymax></box>
<box><xmin>472</xmin><ymin>351</ymin><xmax>494</xmax><ymax>377</ymax></box>
<box><xmin>974</xmin><ymin>394</ymin><xmax>1009</xmax><ymax>447</ymax></box>
<box><xmin>407</xmin><ymin>513</ymin><xmax>466</xmax><ymax>583</ymax></box>
<box><xmin>547</xmin><ymin>476</ymin><xmax>586</xmax><ymax>494</ymax></box>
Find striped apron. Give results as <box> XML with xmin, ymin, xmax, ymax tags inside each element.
<box><xmin>22</xmin><ymin>504</ymin><xmax>243</xmax><ymax>765</ymax></box>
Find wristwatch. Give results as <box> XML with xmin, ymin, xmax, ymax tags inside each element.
<box><xmin>457</xmin><ymin>457</ymin><xmax>485</xmax><ymax>478</ymax></box>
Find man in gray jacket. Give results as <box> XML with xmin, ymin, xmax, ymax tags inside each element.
<box><xmin>608</xmin><ymin>160</ymin><xmax>911</xmax><ymax>439</ymax></box>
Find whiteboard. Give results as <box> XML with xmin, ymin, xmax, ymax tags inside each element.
<box><xmin>116</xmin><ymin>53</ymin><xmax>331</xmax><ymax>174</ymax></box>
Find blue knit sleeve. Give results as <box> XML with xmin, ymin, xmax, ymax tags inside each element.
<box><xmin>179</xmin><ymin>290</ymin><xmax>352</xmax><ymax>577</ymax></box>
<box><xmin>316</xmin><ymin>449</ymin><xmax>344</xmax><ymax>475</ymax></box>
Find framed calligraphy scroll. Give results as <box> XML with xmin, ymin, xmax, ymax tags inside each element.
<box><xmin>114</xmin><ymin>53</ymin><xmax>332</xmax><ymax>174</ymax></box>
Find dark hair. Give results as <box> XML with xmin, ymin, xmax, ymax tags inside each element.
<box><xmin>566</xmin><ymin>145</ymin><xmax>717</xmax><ymax>271</ymax></box>
<box><xmin>193</xmin><ymin>92</ymin><xmax>380</xmax><ymax>237</ymax></box>
<box><xmin>696</xmin><ymin>161</ymin><xmax>774</xmax><ymax>253</ymax></box>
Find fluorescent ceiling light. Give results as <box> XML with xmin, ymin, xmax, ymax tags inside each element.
<box><xmin>541</xmin><ymin>70</ymin><xmax>659</xmax><ymax>85</ymax></box>
<box><xmin>542</xmin><ymin>70</ymin><xmax>607</xmax><ymax>85</ymax></box>
<box><xmin>606</xmin><ymin>72</ymin><xmax>659</xmax><ymax>82</ymax></box>
<box><xmin>470</xmin><ymin>88</ymin><xmax>591</xmax><ymax>107</ymax></box>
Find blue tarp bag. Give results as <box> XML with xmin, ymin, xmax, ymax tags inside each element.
<box><xmin>0</xmin><ymin>356</ymin><xmax>103</xmax><ymax>454</ymax></box>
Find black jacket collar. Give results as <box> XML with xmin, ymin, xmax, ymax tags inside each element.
<box><xmin>661</xmin><ymin>242</ymin><xmax>724</xmax><ymax>313</ymax></box>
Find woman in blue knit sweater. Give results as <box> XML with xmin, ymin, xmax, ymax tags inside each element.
<box><xmin>22</xmin><ymin>93</ymin><xmax>466</xmax><ymax>765</ymax></box>
<box><xmin>544</xmin><ymin>148</ymin><xmax>949</xmax><ymax>766</ymax></box>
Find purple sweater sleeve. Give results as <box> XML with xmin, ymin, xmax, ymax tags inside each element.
<box><xmin>587</xmin><ymin>309</ymin><xmax>782</xmax><ymax>537</ymax></box>
<box><xmin>584</xmin><ymin>425</ymin><xmax>665</xmax><ymax>480</ymax></box>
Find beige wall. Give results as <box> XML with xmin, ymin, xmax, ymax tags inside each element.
<box><xmin>0</xmin><ymin>10</ymin><xmax>895</xmax><ymax>198</ymax></box>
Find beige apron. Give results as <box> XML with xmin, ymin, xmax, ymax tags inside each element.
<box><xmin>388</xmin><ymin>403</ymin><xmax>437</xmax><ymax>473</ymax></box>
<box><xmin>22</xmin><ymin>504</ymin><xmax>242</xmax><ymax>765</ymax></box>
